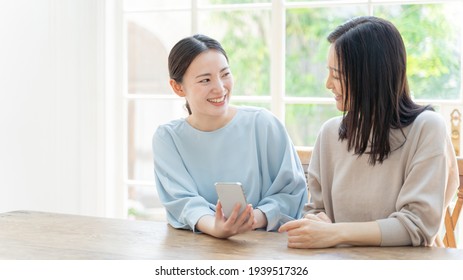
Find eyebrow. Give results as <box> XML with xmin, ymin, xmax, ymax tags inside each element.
<box><xmin>327</xmin><ymin>66</ymin><xmax>340</xmax><ymax>73</ymax></box>
<box><xmin>195</xmin><ymin>67</ymin><xmax>230</xmax><ymax>79</ymax></box>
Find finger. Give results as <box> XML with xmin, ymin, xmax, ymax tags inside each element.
<box><xmin>286</xmin><ymin>225</ymin><xmax>312</xmax><ymax>238</ymax></box>
<box><xmin>225</xmin><ymin>202</ymin><xmax>242</xmax><ymax>224</ymax></box>
<box><xmin>316</xmin><ymin>212</ymin><xmax>332</xmax><ymax>223</ymax></box>
<box><xmin>251</xmin><ymin>208</ymin><xmax>260</xmax><ymax>229</ymax></box>
<box><xmin>236</xmin><ymin>204</ymin><xmax>252</xmax><ymax>225</ymax></box>
<box><xmin>246</xmin><ymin>205</ymin><xmax>255</xmax><ymax>226</ymax></box>
<box><xmin>215</xmin><ymin>200</ymin><xmax>224</xmax><ymax>221</ymax></box>
<box><xmin>287</xmin><ymin>241</ymin><xmax>313</xmax><ymax>249</ymax></box>
<box><xmin>304</xmin><ymin>213</ymin><xmax>319</xmax><ymax>220</ymax></box>
<box><xmin>286</xmin><ymin>233</ymin><xmax>314</xmax><ymax>247</ymax></box>
<box><xmin>237</xmin><ymin>206</ymin><xmax>254</xmax><ymax>233</ymax></box>
<box><xmin>278</xmin><ymin>220</ymin><xmax>303</xmax><ymax>232</ymax></box>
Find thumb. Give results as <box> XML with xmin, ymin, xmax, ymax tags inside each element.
<box><xmin>216</xmin><ymin>200</ymin><xmax>224</xmax><ymax>220</ymax></box>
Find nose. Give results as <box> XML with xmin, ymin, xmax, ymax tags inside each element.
<box><xmin>325</xmin><ymin>75</ymin><xmax>333</xmax><ymax>90</ymax></box>
<box><xmin>212</xmin><ymin>78</ymin><xmax>226</xmax><ymax>92</ymax></box>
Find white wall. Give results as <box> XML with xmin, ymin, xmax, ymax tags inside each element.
<box><xmin>0</xmin><ymin>0</ymin><xmax>109</xmax><ymax>216</ymax></box>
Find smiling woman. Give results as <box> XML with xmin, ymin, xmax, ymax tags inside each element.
<box><xmin>152</xmin><ymin>34</ymin><xmax>308</xmax><ymax>239</ymax></box>
<box><xmin>279</xmin><ymin>16</ymin><xmax>459</xmax><ymax>249</ymax></box>
<box><xmin>123</xmin><ymin>0</ymin><xmax>463</xmax><ymax>224</ymax></box>
<box><xmin>168</xmin><ymin>43</ymin><xmax>234</xmax><ymax>131</ymax></box>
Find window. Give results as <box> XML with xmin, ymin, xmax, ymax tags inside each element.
<box><xmin>122</xmin><ymin>0</ymin><xmax>463</xmax><ymax>230</ymax></box>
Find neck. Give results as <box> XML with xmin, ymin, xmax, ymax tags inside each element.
<box><xmin>187</xmin><ymin>107</ymin><xmax>237</xmax><ymax>132</ymax></box>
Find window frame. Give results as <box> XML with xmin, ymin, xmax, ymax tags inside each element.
<box><xmin>118</xmin><ymin>0</ymin><xmax>463</xmax><ymax>219</ymax></box>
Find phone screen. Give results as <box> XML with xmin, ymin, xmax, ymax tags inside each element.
<box><xmin>215</xmin><ymin>182</ymin><xmax>247</xmax><ymax>218</ymax></box>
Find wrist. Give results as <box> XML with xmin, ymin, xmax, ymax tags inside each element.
<box><xmin>253</xmin><ymin>209</ymin><xmax>267</xmax><ymax>229</ymax></box>
<box><xmin>332</xmin><ymin>222</ymin><xmax>381</xmax><ymax>246</ymax></box>
<box><xmin>333</xmin><ymin>223</ymin><xmax>349</xmax><ymax>244</ymax></box>
<box><xmin>196</xmin><ymin>214</ymin><xmax>221</xmax><ymax>238</ymax></box>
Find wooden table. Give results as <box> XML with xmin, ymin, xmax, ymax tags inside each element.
<box><xmin>1</xmin><ymin>210</ymin><xmax>462</xmax><ymax>260</ymax></box>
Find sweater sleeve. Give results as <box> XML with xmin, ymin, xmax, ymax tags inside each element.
<box><xmin>302</xmin><ymin>131</ymin><xmax>326</xmax><ymax>215</ymax></box>
<box><xmin>306</xmin><ymin>114</ymin><xmax>458</xmax><ymax>247</ymax></box>
<box><xmin>378</xmin><ymin>114</ymin><xmax>459</xmax><ymax>246</ymax></box>
<box><xmin>255</xmin><ymin>111</ymin><xmax>309</xmax><ymax>231</ymax></box>
<box><xmin>152</xmin><ymin>127</ymin><xmax>215</xmax><ymax>231</ymax></box>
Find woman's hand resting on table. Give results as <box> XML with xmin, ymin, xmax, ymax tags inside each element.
<box><xmin>278</xmin><ymin>212</ymin><xmax>381</xmax><ymax>248</ymax></box>
<box><xmin>278</xmin><ymin>212</ymin><xmax>341</xmax><ymax>249</ymax></box>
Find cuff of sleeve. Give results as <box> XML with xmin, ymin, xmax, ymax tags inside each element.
<box><xmin>257</xmin><ymin>203</ymin><xmax>279</xmax><ymax>231</ymax></box>
<box><xmin>188</xmin><ymin>208</ymin><xmax>215</xmax><ymax>233</ymax></box>
<box><xmin>377</xmin><ymin>218</ymin><xmax>412</xmax><ymax>246</ymax></box>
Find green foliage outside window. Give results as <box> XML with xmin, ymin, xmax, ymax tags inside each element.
<box><xmin>375</xmin><ymin>4</ymin><xmax>461</xmax><ymax>100</ymax></box>
<box><xmin>206</xmin><ymin>1</ymin><xmax>462</xmax><ymax>146</ymax></box>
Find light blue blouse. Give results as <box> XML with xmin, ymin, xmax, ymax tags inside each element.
<box><xmin>152</xmin><ymin>106</ymin><xmax>308</xmax><ymax>231</ymax></box>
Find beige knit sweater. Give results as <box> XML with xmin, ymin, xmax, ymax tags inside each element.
<box><xmin>305</xmin><ymin>110</ymin><xmax>459</xmax><ymax>246</ymax></box>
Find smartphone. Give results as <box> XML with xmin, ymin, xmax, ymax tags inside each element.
<box><xmin>215</xmin><ymin>182</ymin><xmax>248</xmax><ymax>218</ymax></box>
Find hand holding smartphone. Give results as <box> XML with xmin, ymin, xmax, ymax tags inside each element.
<box><xmin>215</xmin><ymin>182</ymin><xmax>248</xmax><ymax>218</ymax></box>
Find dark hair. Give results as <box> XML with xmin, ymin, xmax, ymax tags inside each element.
<box><xmin>327</xmin><ymin>16</ymin><xmax>432</xmax><ymax>165</ymax></box>
<box><xmin>168</xmin><ymin>34</ymin><xmax>229</xmax><ymax>115</ymax></box>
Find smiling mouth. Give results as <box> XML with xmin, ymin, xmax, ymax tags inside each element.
<box><xmin>208</xmin><ymin>94</ymin><xmax>227</xmax><ymax>103</ymax></box>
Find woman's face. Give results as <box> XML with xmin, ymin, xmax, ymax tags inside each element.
<box><xmin>172</xmin><ymin>49</ymin><xmax>233</xmax><ymax>119</ymax></box>
<box><xmin>326</xmin><ymin>44</ymin><xmax>347</xmax><ymax>112</ymax></box>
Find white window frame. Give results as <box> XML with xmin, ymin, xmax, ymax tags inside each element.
<box><xmin>108</xmin><ymin>0</ymin><xmax>463</xmax><ymax>224</ymax></box>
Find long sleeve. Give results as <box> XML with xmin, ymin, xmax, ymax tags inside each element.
<box><xmin>153</xmin><ymin>107</ymin><xmax>308</xmax><ymax>232</ymax></box>
<box><xmin>153</xmin><ymin>129</ymin><xmax>215</xmax><ymax>231</ymax></box>
<box><xmin>376</xmin><ymin>113</ymin><xmax>459</xmax><ymax>246</ymax></box>
<box><xmin>303</xmin><ymin>131</ymin><xmax>326</xmax><ymax>216</ymax></box>
<box><xmin>254</xmin><ymin>111</ymin><xmax>309</xmax><ymax>231</ymax></box>
<box><xmin>305</xmin><ymin>111</ymin><xmax>459</xmax><ymax>246</ymax></box>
